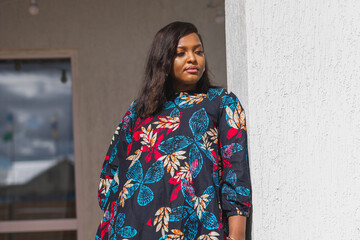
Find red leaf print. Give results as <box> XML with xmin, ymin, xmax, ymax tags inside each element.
<box><xmin>154</xmin><ymin>149</ymin><xmax>162</xmax><ymax>160</ymax></box>
<box><xmin>156</xmin><ymin>134</ymin><xmax>164</xmax><ymax>146</ymax></box>
<box><xmin>145</xmin><ymin>153</ymin><xmax>152</xmax><ymax>163</ymax></box>
<box><xmin>211</xmin><ymin>150</ymin><xmax>217</xmax><ymax>161</ymax></box>
<box><xmin>136</xmin><ymin>116</ymin><xmax>153</xmax><ymax>130</ymax></box>
<box><xmin>101</xmin><ymin>228</ymin><xmax>107</xmax><ymax>239</ymax></box>
<box><xmin>243</xmin><ymin>202</ymin><xmax>251</xmax><ymax>207</ymax></box>
<box><xmin>168</xmin><ymin>177</ymin><xmax>180</xmax><ymax>185</ymax></box>
<box><xmin>135</xmin><ymin>117</ymin><xmax>141</xmax><ymax>127</ymax></box>
<box><xmin>212</xmin><ymin>164</ymin><xmax>217</xmax><ymax>172</ymax></box>
<box><xmin>105</xmin><ymin>155</ymin><xmax>110</xmax><ymax>161</ymax></box>
<box><xmin>170</xmin><ymin>184</ymin><xmax>182</xmax><ymax>201</ymax></box>
<box><xmin>218</xmin><ymin>222</ymin><xmax>223</xmax><ymax>229</ymax></box>
<box><xmin>147</xmin><ymin>218</ymin><xmax>152</xmax><ymax>226</ymax></box>
<box><xmin>223</xmin><ymin>158</ymin><xmax>232</xmax><ymax>167</ymax></box>
<box><xmin>127</xmin><ymin>142</ymin><xmax>133</xmax><ymax>155</ymax></box>
<box><xmin>133</xmin><ymin>130</ymin><xmax>142</xmax><ymax>141</ymax></box>
<box><xmin>166</xmin><ymin>128</ymin><xmax>173</xmax><ymax>135</ymax></box>
<box><xmin>227</xmin><ymin>128</ymin><xmax>238</xmax><ymax>139</ymax></box>
<box><xmin>189</xmin><ymin>159</ymin><xmax>198</xmax><ymax>173</ymax></box>
<box><xmin>236</xmin><ymin>131</ymin><xmax>242</xmax><ymax>138</ymax></box>
<box><xmin>141</xmin><ymin>145</ymin><xmax>150</xmax><ymax>152</ymax></box>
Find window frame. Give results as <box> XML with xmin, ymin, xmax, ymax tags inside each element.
<box><xmin>0</xmin><ymin>49</ymin><xmax>82</xmax><ymax>239</ymax></box>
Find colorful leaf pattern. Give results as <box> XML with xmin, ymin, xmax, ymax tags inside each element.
<box><xmin>177</xmin><ymin>92</ymin><xmax>207</xmax><ymax>107</ymax></box>
<box><xmin>166</xmin><ymin>229</ymin><xmax>185</xmax><ymax>240</ymax></box>
<box><xmin>153</xmin><ymin>115</ymin><xmax>181</xmax><ymax>132</ymax></box>
<box><xmin>96</xmin><ymin>89</ymin><xmax>251</xmax><ymax>239</ymax></box>
<box><xmin>154</xmin><ymin>207</ymin><xmax>172</xmax><ymax>237</ymax></box>
<box><xmin>118</xmin><ymin>179</ymin><xmax>134</xmax><ymax>207</ymax></box>
<box><xmin>159</xmin><ymin>150</ymin><xmax>186</xmax><ymax>177</ymax></box>
<box><xmin>197</xmin><ymin>231</ymin><xmax>220</xmax><ymax>240</ymax></box>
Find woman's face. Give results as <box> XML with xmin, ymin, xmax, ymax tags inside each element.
<box><xmin>170</xmin><ymin>33</ymin><xmax>205</xmax><ymax>92</ymax></box>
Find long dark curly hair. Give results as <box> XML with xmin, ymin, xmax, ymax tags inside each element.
<box><xmin>135</xmin><ymin>21</ymin><xmax>213</xmax><ymax>119</ymax></box>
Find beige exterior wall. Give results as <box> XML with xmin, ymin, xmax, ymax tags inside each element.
<box><xmin>0</xmin><ymin>0</ymin><xmax>226</xmax><ymax>239</ymax></box>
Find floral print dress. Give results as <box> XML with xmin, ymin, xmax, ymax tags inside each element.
<box><xmin>96</xmin><ymin>88</ymin><xmax>252</xmax><ymax>240</ymax></box>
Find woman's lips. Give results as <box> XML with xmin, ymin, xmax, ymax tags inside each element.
<box><xmin>185</xmin><ymin>67</ymin><xmax>199</xmax><ymax>73</ymax></box>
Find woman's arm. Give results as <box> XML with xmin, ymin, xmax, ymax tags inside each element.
<box><xmin>217</xmin><ymin>90</ymin><xmax>252</xmax><ymax>239</ymax></box>
<box><xmin>98</xmin><ymin>103</ymin><xmax>135</xmax><ymax>211</ymax></box>
<box><xmin>228</xmin><ymin>215</ymin><xmax>246</xmax><ymax>240</ymax></box>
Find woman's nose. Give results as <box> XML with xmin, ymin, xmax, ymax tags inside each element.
<box><xmin>187</xmin><ymin>52</ymin><xmax>196</xmax><ymax>63</ymax></box>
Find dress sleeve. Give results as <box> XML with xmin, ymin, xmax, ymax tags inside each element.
<box><xmin>218</xmin><ymin>91</ymin><xmax>252</xmax><ymax>219</ymax></box>
<box><xmin>98</xmin><ymin>102</ymin><xmax>135</xmax><ymax>212</ymax></box>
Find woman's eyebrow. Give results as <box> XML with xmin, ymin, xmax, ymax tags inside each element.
<box><xmin>177</xmin><ymin>44</ymin><xmax>202</xmax><ymax>49</ymax></box>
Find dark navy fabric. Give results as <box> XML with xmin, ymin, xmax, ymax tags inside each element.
<box><xmin>96</xmin><ymin>88</ymin><xmax>251</xmax><ymax>240</ymax></box>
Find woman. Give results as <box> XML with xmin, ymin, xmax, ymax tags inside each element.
<box><xmin>96</xmin><ymin>21</ymin><xmax>251</xmax><ymax>240</ymax></box>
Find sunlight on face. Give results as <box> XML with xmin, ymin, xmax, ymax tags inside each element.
<box><xmin>170</xmin><ymin>33</ymin><xmax>205</xmax><ymax>92</ymax></box>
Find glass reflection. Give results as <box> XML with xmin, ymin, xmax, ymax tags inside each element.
<box><xmin>0</xmin><ymin>59</ymin><xmax>75</xmax><ymax>220</ymax></box>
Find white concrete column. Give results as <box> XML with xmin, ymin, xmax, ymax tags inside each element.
<box><xmin>225</xmin><ymin>0</ymin><xmax>360</xmax><ymax>239</ymax></box>
<box><xmin>225</xmin><ymin>0</ymin><xmax>248</xmax><ymax>108</ymax></box>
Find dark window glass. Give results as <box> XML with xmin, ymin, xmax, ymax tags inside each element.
<box><xmin>0</xmin><ymin>59</ymin><xmax>75</xmax><ymax>220</ymax></box>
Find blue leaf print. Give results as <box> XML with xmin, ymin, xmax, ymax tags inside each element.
<box><xmin>220</xmin><ymin>94</ymin><xmax>236</xmax><ymax>108</ymax></box>
<box><xmin>125</xmin><ymin>131</ymin><xmax>132</xmax><ymax>144</ymax></box>
<box><xmin>236</xmin><ymin>186</ymin><xmax>251</xmax><ymax>197</ymax></box>
<box><xmin>198</xmin><ymin>144</ymin><xmax>216</xmax><ymax>165</ymax></box>
<box><xmin>143</xmin><ymin>160</ymin><xmax>164</xmax><ymax>184</ymax></box>
<box><xmin>202</xmin><ymin>186</ymin><xmax>215</xmax><ymax>208</ymax></box>
<box><xmin>170</xmin><ymin>108</ymin><xmax>180</xmax><ymax>118</ymax></box>
<box><xmin>126</xmin><ymin>182</ymin><xmax>140</xmax><ymax>199</ymax></box>
<box><xmin>158</xmin><ymin>136</ymin><xmax>193</xmax><ymax>154</ymax></box>
<box><xmin>221</xmin><ymin>143</ymin><xmax>243</xmax><ymax>159</ymax></box>
<box><xmin>101</xmin><ymin>162</ymin><xmax>109</xmax><ymax>175</ymax></box>
<box><xmin>122</xmin><ymin>115</ymin><xmax>131</xmax><ymax>131</ymax></box>
<box><xmin>126</xmin><ymin>160</ymin><xmax>143</xmax><ymax>182</ymax></box>
<box><xmin>124</xmin><ymin>160</ymin><xmax>164</xmax><ymax>206</ymax></box>
<box><xmin>222</xmin><ymin>185</ymin><xmax>236</xmax><ymax>203</ymax></box>
<box><xmin>170</xmin><ymin>183</ymin><xmax>218</xmax><ymax>240</ymax></box>
<box><xmin>212</xmin><ymin>170</ymin><xmax>219</xmax><ymax>187</ymax></box>
<box><xmin>106</xmin><ymin>141</ymin><xmax>119</xmax><ymax>166</ymax></box>
<box><xmin>119</xmin><ymin>226</ymin><xmax>137</xmax><ymax>238</ymax></box>
<box><xmin>200</xmin><ymin>211</ymin><xmax>218</xmax><ymax>230</ymax></box>
<box><xmin>110</xmin><ymin>167</ymin><xmax>117</xmax><ymax>177</ymax></box>
<box><xmin>111</xmin><ymin>184</ymin><xmax>118</xmax><ymax>194</ymax></box>
<box><xmin>175</xmin><ymin>94</ymin><xmax>193</xmax><ymax>108</ymax></box>
<box><xmin>128</xmin><ymin>101</ymin><xmax>136</xmax><ymax>113</ymax></box>
<box><xmin>189</xmin><ymin>108</ymin><xmax>209</xmax><ymax>141</ymax></box>
<box><xmin>207</xmin><ymin>88</ymin><xmax>223</xmax><ymax>100</ymax></box>
<box><xmin>115</xmin><ymin>213</ymin><xmax>125</xmax><ymax>228</ymax></box>
<box><xmin>225</xmin><ymin>170</ymin><xmax>237</xmax><ymax>187</ymax></box>
<box><xmin>189</xmin><ymin>145</ymin><xmax>203</xmax><ymax>178</ymax></box>
<box><xmin>169</xmin><ymin>206</ymin><xmax>192</xmax><ymax>222</ymax></box>
<box><xmin>103</xmin><ymin>207</ymin><xmax>113</xmax><ymax>222</ymax></box>
<box><xmin>184</xmin><ymin>214</ymin><xmax>199</xmax><ymax>240</ymax></box>
<box><xmin>115</xmin><ymin>213</ymin><xmax>137</xmax><ymax>238</ymax></box>
<box><xmin>101</xmin><ymin>180</ymin><xmax>118</xmax><ymax>208</ymax></box>
<box><xmin>181</xmin><ymin>179</ymin><xmax>195</xmax><ymax>207</ymax></box>
<box><xmin>164</xmin><ymin>101</ymin><xmax>175</xmax><ymax>110</ymax></box>
<box><xmin>138</xmin><ymin>185</ymin><xmax>154</xmax><ymax>206</ymax></box>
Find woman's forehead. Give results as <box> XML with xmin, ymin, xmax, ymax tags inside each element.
<box><xmin>177</xmin><ymin>33</ymin><xmax>202</xmax><ymax>48</ymax></box>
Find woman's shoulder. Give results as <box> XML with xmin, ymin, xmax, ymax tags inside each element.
<box><xmin>207</xmin><ymin>87</ymin><xmax>240</xmax><ymax>102</ymax></box>
<box><xmin>120</xmin><ymin>100</ymin><xmax>137</xmax><ymax>125</ymax></box>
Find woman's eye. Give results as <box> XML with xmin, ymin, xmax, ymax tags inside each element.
<box><xmin>195</xmin><ymin>50</ymin><xmax>204</xmax><ymax>55</ymax></box>
<box><xmin>176</xmin><ymin>52</ymin><xmax>185</xmax><ymax>57</ymax></box>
